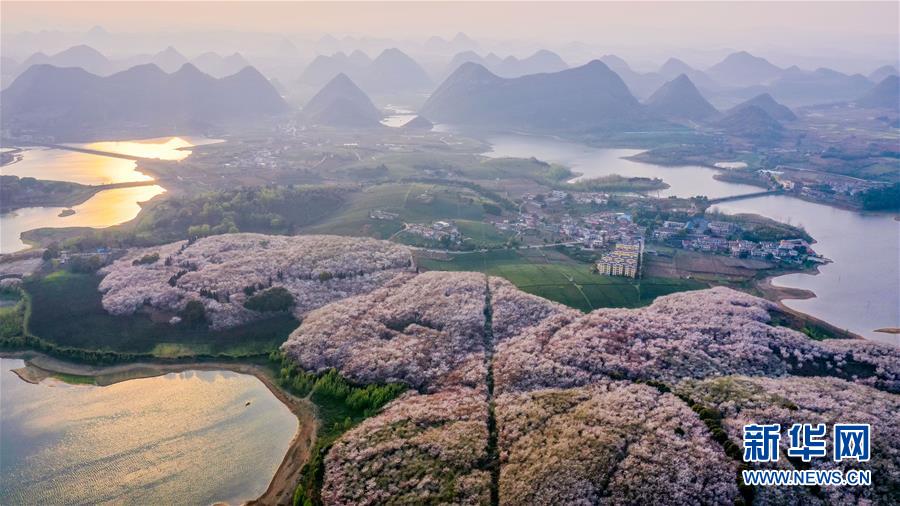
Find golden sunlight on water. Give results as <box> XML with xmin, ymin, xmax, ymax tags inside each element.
<box><xmin>1</xmin><ymin>148</ymin><xmax>150</xmax><ymax>185</ymax></box>
<box><xmin>79</xmin><ymin>136</ymin><xmax>222</xmax><ymax>162</ymax></box>
<box><xmin>0</xmin><ymin>136</ymin><xmax>223</xmax><ymax>253</ymax></box>
<box><xmin>0</xmin><ymin>359</ymin><xmax>299</xmax><ymax>505</ymax></box>
<box><xmin>0</xmin><ymin>185</ymin><xmax>165</xmax><ymax>253</ymax></box>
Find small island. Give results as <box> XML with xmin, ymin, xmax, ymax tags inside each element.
<box><xmin>1</xmin><ymin>175</ymin><xmax>158</xmax><ymax>213</ymax></box>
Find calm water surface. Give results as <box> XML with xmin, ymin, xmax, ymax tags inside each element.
<box><xmin>713</xmin><ymin>196</ymin><xmax>900</xmax><ymax>345</ymax></box>
<box><xmin>1</xmin><ymin>136</ymin><xmax>220</xmax><ymax>254</ymax></box>
<box><xmin>485</xmin><ymin>133</ymin><xmax>762</xmax><ymax>199</ymax></box>
<box><xmin>0</xmin><ymin>359</ymin><xmax>298</xmax><ymax>505</ymax></box>
<box><xmin>485</xmin><ymin>133</ymin><xmax>899</xmax><ymax>345</ymax></box>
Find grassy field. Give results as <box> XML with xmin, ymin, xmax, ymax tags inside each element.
<box><xmin>303</xmin><ymin>182</ymin><xmax>504</xmax><ymax>241</ymax></box>
<box><xmin>417</xmin><ymin>248</ymin><xmax>707</xmax><ymax>312</ymax></box>
<box><xmin>22</xmin><ymin>271</ymin><xmax>297</xmax><ymax>357</ymax></box>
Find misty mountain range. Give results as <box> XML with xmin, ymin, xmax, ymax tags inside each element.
<box><xmin>2</xmin><ymin>45</ymin><xmax>256</xmax><ymax>87</ymax></box>
<box><xmin>4</xmin><ymin>41</ymin><xmax>897</xmax><ymax>109</ymax></box>
<box><xmin>2</xmin><ymin>39</ymin><xmax>896</xmax><ymax>141</ymax></box>
<box><xmin>1</xmin><ymin>62</ymin><xmax>287</xmax><ymax>140</ymax></box>
<box><xmin>299</xmin><ymin>48</ymin><xmax>432</xmax><ymax>95</ymax></box>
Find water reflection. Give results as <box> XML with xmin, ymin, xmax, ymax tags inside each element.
<box><xmin>0</xmin><ymin>358</ymin><xmax>298</xmax><ymax>505</ymax></box>
<box><xmin>0</xmin><ymin>136</ymin><xmax>221</xmax><ymax>253</ymax></box>
<box><xmin>1</xmin><ymin>185</ymin><xmax>165</xmax><ymax>254</ymax></box>
<box><xmin>2</xmin><ymin>147</ymin><xmax>150</xmax><ymax>185</ymax></box>
<box><xmin>485</xmin><ymin>133</ymin><xmax>762</xmax><ymax>199</ymax></box>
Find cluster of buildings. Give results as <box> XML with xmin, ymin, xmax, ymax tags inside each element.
<box><xmin>405</xmin><ymin>221</ymin><xmax>460</xmax><ymax>243</ymax></box>
<box><xmin>493</xmin><ymin>209</ymin><xmax>645</xmax><ymax>250</ymax></box>
<box><xmin>596</xmin><ymin>241</ymin><xmax>643</xmax><ymax>278</ymax></box>
<box><xmin>369</xmin><ymin>209</ymin><xmax>399</xmax><ymax>221</ymax></box>
<box><xmin>521</xmin><ymin>190</ymin><xmax>610</xmax><ymax>209</ymax></box>
<box><xmin>680</xmin><ymin>237</ymin><xmax>821</xmax><ymax>264</ymax></box>
<box><xmin>652</xmin><ymin>217</ymin><xmax>821</xmax><ymax>264</ymax></box>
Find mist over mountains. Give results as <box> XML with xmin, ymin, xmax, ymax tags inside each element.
<box><xmin>1</xmin><ymin>63</ymin><xmax>287</xmax><ymax>140</ymax></box>
<box><xmin>2</xmin><ymin>34</ymin><xmax>896</xmax><ymax>142</ymax></box>
<box><xmin>301</xmin><ymin>73</ymin><xmax>383</xmax><ymax>127</ymax></box>
<box><xmin>298</xmin><ymin>48</ymin><xmax>432</xmax><ymax>96</ymax></box>
<box><xmin>644</xmin><ymin>74</ymin><xmax>718</xmax><ymax>121</ymax></box>
<box><xmin>420</xmin><ymin>60</ymin><xmax>653</xmax><ymax>132</ymax></box>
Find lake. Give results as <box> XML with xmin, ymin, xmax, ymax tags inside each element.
<box><xmin>712</xmin><ymin>196</ymin><xmax>899</xmax><ymax>345</ymax></box>
<box><xmin>486</xmin><ymin>133</ymin><xmax>899</xmax><ymax>345</ymax></box>
<box><xmin>485</xmin><ymin>133</ymin><xmax>762</xmax><ymax>199</ymax></box>
<box><xmin>1</xmin><ymin>136</ymin><xmax>221</xmax><ymax>254</ymax></box>
<box><xmin>0</xmin><ymin>358</ymin><xmax>299</xmax><ymax>505</ymax></box>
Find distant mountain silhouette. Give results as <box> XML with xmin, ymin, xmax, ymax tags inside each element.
<box><xmin>18</xmin><ymin>44</ymin><xmax>112</xmax><ymax>76</ymax></box>
<box><xmin>657</xmin><ymin>57</ymin><xmax>719</xmax><ymax>90</ymax></box>
<box><xmin>868</xmin><ymin>65</ymin><xmax>899</xmax><ymax>83</ymax></box>
<box><xmin>855</xmin><ymin>75</ymin><xmax>899</xmax><ymax>109</ymax></box>
<box><xmin>443</xmin><ymin>49</ymin><xmax>568</xmax><ymax>79</ymax></box>
<box><xmin>645</xmin><ymin>74</ymin><xmax>718</xmax><ymax>121</ymax></box>
<box><xmin>299</xmin><ymin>48</ymin><xmax>431</xmax><ymax>95</ymax></box>
<box><xmin>764</xmin><ymin>67</ymin><xmax>874</xmax><ymax>106</ymax></box>
<box><xmin>1</xmin><ymin>63</ymin><xmax>287</xmax><ymax>140</ymax></box>
<box><xmin>425</xmin><ymin>32</ymin><xmax>479</xmax><ymax>52</ymax></box>
<box><xmin>300</xmin><ymin>52</ymin><xmax>363</xmax><ymax>87</ymax></box>
<box><xmin>301</xmin><ymin>73</ymin><xmax>383</xmax><ymax>127</ymax></box>
<box><xmin>707</xmin><ymin>51</ymin><xmax>783</xmax><ymax>86</ymax></box>
<box><xmin>727</xmin><ymin>93</ymin><xmax>796</xmax><ymax>121</ymax></box>
<box><xmin>421</xmin><ymin>60</ymin><xmax>653</xmax><ymax>133</ymax></box>
<box><xmin>191</xmin><ymin>52</ymin><xmax>252</xmax><ymax>78</ymax></box>
<box><xmin>598</xmin><ymin>54</ymin><xmax>665</xmax><ymax>98</ymax></box>
<box><xmin>715</xmin><ymin>104</ymin><xmax>784</xmax><ymax>142</ymax></box>
<box><xmin>495</xmin><ymin>50</ymin><xmax>568</xmax><ymax>77</ymax></box>
<box><xmin>363</xmin><ymin>48</ymin><xmax>432</xmax><ymax>93</ymax></box>
<box><xmin>348</xmin><ymin>50</ymin><xmax>372</xmax><ymax>68</ymax></box>
<box><xmin>151</xmin><ymin>46</ymin><xmax>190</xmax><ymax>73</ymax></box>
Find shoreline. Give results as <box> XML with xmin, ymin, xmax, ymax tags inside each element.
<box><xmin>1</xmin><ymin>351</ymin><xmax>317</xmax><ymax>506</ymax></box>
<box><xmin>752</xmin><ymin>275</ymin><xmax>866</xmax><ymax>341</ymax></box>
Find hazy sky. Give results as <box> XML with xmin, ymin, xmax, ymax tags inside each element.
<box><xmin>3</xmin><ymin>1</ymin><xmax>898</xmax><ymax>67</ymax></box>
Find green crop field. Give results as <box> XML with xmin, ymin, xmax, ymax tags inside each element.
<box><xmin>417</xmin><ymin>249</ymin><xmax>707</xmax><ymax>312</ymax></box>
<box><xmin>303</xmin><ymin>182</ymin><xmax>503</xmax><ymax>240</ymax></box>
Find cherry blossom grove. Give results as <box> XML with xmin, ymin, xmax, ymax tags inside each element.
<box><xmin>321</xmin><ymin>387</ymin><xmax>492</xmax><ymax>505</ymax></box>
<box><xmin>98</xmin><ymin>234</ymin><xmax>413</xmax><ymax>329</ymax></box>
<box><xmin>282</xmin><ymin>271</ymin><xmax>489</xmax><ymax>392</ymax></box>
<box><xmin>292</xmin><ymin>278</ymin><xmax>898</xmax><ymax>505</ymax></box>
<box><xmin>676</xmin><ymin>376</ymin><xmax>900</xmax><ymax>505</ymax></box>
<box><xmin>492</xmin><ymin>287</ymin><xmax>900</xmax><ymax>394</ymax></box>
<box><xmin>496</xmin><ymin>381</ymin><xmax>739</xmax><ymax>504</ymax></box>
<box><xmin>94</xmin><ymin>236</ymin><xmax>899</xmax><ymax>504</ymax></box>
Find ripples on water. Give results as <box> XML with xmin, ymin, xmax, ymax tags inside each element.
<box><xmin>0</xmin><ymin>359</ymin><xmax>298</xmax><ymax>505</ymax></box>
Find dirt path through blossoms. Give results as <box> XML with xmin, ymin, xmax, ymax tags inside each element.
<box><xmin>481</xmin><ymin>277</ymin><xmax>501</xmax><ymax>506</ymax></box>
<box><xmin>2</xmin><ymin>351</ymin><xmax>318</xmax><ymax>506</ymax></box>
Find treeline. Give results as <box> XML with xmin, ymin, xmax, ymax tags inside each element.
<box><xmin>0</xmin><ymin>175</ymin><xmax>93</xmax><ymax>212</ymax></box>
<box><xmin>269</xmin><ymin>351</ymin><xmax>405</xmax><ymax>506</ymax></box>
<box><xmin>566</xmin><ymin>174</ymin><xmax>669</xmax><ymax>193</ymax></box>
<box><xmin>399</xmin><ymin>177</ymin><xmax>518</xmax><ymax>212</ymax></box>
<box><xmin>857</xmin><ymin>183</ymin><xmax>900</xmax><ymax>211</ymax></box>
<box><xmin>58</xmin><ymin>184</ymin><xmax>354</xmax><ymax>251</ymax></box>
